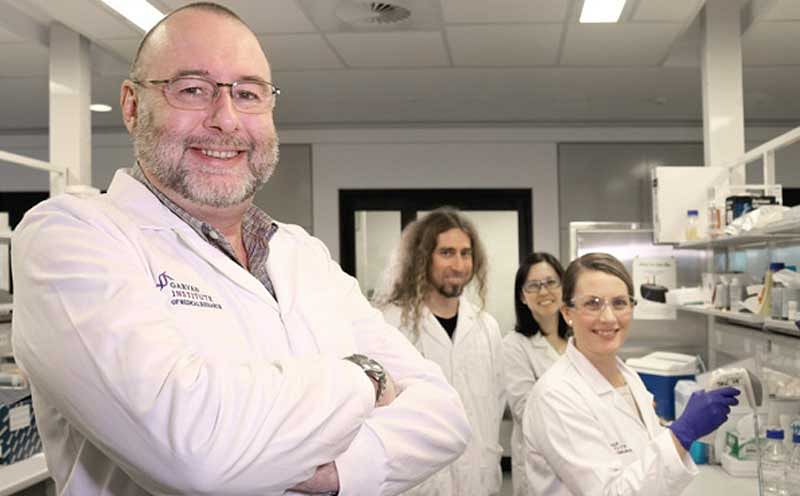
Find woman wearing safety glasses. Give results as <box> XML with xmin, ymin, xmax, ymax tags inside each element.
<box><xmin>503</xmin><ymin>252</ymin><xmax>570</xmax><ymax>496</ymax></box>
<box><xmin>522</xmin><ymin>252</ymin><xmax>739</xmax><ymax>495</ymax></box>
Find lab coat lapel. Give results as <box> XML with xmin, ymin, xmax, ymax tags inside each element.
<box><xmin>172</xmin><ymin>228</ymin><xmax>278</xmax><ymax>309</ymax></box>
<box><xmin>264</xmin><ymin>231</ymin><xmax>297</xmax><ymax>316</ymax></box>
<box><xmin>108</xmin><ymin>169</ymin><xmax>278</xmax><ymax>309</ymax></box>
<box><xmin>566</xmin><ymin>341</ymin><xmax>647</xmax><ymax>430</ymax></box>
<box><xmin>452</xmin><ymin>296</ymin><xmax>476</xmax><ymax>347</ymax></box>
<box><xmin>621</xmin><ymin>363</ymin><xmax>658</xmax><ymax>433</ymax></box>
<box><xmin>424</xmin><ymin>306</ymin><xmax>454</xmax><ymax>350</ymax></box>
<box><xmin>532</xmin><ymin>333</ymin><xmax>561</xmax><ymax>363</ymax></box>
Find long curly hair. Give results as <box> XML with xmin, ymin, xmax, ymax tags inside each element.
<box><xmin>377</xmin><ymin>207</ymin><xmax>488</xmax><ymax>338</ymax></box>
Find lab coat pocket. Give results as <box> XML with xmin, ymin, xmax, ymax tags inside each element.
<box><xmin>481</xmin><ymin>443</ymin><xmax>504</xmax><ymax>495</ymax></box>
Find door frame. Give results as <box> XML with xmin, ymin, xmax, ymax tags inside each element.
<box><xmin>339</xmin><ymin>188</ymin><xmax>533</xmax><ymax>277</ymax></box>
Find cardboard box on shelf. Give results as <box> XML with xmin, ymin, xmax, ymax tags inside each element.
<box><xmin>0</xmin><ymin>387</ymin><xmax>41</xmax><ymax>464</ymax></box>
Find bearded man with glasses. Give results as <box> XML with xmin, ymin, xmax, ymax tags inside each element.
<box><xmin>10</xmin><ymin>3</ymin><xmax>468</xmax><ymax>496</ymax></box>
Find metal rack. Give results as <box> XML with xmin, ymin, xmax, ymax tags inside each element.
<box><xmin>669</xmin><ymin>125</ymin><xmax>800</xmax><ymax>381</ymax></box>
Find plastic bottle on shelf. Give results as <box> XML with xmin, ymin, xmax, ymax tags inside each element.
<box><xmin>763</xmin><ymin>428</ymin><xmax>787</xmax><ymax>496</ymax></box>
<box><xmin>787</xmin><ymin>422</ymin><xmax>800</xmax><ymax>496</ymax></box>
<box><xmin>771</xmin><ymin>263</ymin><xmax>786</xmax><ymax>318</ymax></box>
<box><xmin>716</xmin><ymin>282</ymin><xmax>730</xmax><ymax>310</ymax></box>
<box><xmin>729</xmin><ymin>277</ymin><xmax>744</xmax><ymax>311</ymax></box>
<box><xmin>686</xmin><ymin>209</ymin><xmax>700</xmax><ymax>241</ymax></box>
<box><xmin>707</xmin><ymin>201</ymin><xmax>722</xmax><ymax>238</ymax></box>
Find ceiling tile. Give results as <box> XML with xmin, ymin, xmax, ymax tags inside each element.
<box><xmin>90</xmin><ymin>43</ymin><xmax>131</xmax><ymax>76</ymax></box>
<box><xmin>562</xmin><ymin>23</ymin><xmax>685</xmax><ymax>66</ymax></box>
<box><xmin>327</xmin><ymin>31</ymin><xmax>448</xmax><ymax>67</ymax></box>
<box><xmin>27</xmin><ymin>0</ymin><xmax>142</xmax><ymax>40</ymax></box>
<box><xmin>743</xmin><ymin>22</ymin><xmax>800</xmax><ymax>65</ymax></box>
<box><xmin>441</xmin><ymin>0</ymin><xmax>570</xmax><ymax>23</ymax></box>
<box><xmin>0</xmin><ymin>26</ymin><xmax>23</xmax><ymax>43</ymax></box>
<box><xmin>446</xmin><ymin>24</ymin><xmax>561</xmax><ymax>66</ymax></box>
<box><xmin>0</xmin><ymin>42</ymin><xmax>48</xmax><ymax>77</ymax></box>
<box><xmin>259</xmin><ymin>34</ymin><xmax>344</xmax><ymax>70</ymax></box>
<box><xmin>761</xmin><ymin>0</ymin><xmax>800</xmax><ymax>21</ymax></box>
<box><xmin>632</xmin><ymin>0</ymin><xmax>704</xmax><ymax>22</ymax></box>
<box><xmin>161</xmin><ymin>0</ymin><xmax>315</xmax><ymax>33</ymax></box>
<box><xmin>298</xmin><ymin>0</ymin><xmax>442</xmax><ymax>33</ymax></box>
<box><xmin>99</xmin><ymin>38</ymin><xmax>141</xmax><ymax>64</ymax></box>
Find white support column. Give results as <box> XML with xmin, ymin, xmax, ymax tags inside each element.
<box><xmin>701</xmin><ymin>0</ymin><xmax>745</xmax><ymax>183</ymax></box>
<box><xmin>49</xmin><ymin>22</ymin><xmax>92</xmax><ymax>196</ymax></box>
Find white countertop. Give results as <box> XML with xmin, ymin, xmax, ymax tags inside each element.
<box><xmin>684</xmin><ymin>465</ymin><xmax>757</xmax><ymax>496</ymax></box>
<box><xmin>0</xmin><ymin>454</ymin><xmax>49</xmax><ymax>496</ymax></box>
<box><xmin>0</xmin><ymin>454</ymin><xmax>761</xmax><ymax>496</ymax></box>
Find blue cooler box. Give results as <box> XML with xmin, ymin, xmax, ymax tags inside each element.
<box><xmin>626</xmin><ymin>352</ymin><xmax>699</xmax><ymax>421</ymax></box>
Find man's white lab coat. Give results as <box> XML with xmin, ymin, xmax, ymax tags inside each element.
<box><xmin>11</xmin><ymin>169</ymin><xmax>469</xmax><ymax>496</ymax></box>
<box><xmin>523</xmin><ymin>340</ymin><xmax>697</xmax><ymax>496</ymax></box>
<box><xmin>383</xmin><ymin>299</ymin><xmax>504</xmax><ymax>496</ymax></box>
<box><xmin>502</xmin><ymin>331</ymin><xmax>561</xmax><ymax>496</ymax></box>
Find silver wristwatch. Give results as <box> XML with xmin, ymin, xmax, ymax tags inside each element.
<box><xmin>344</xmin><ymin>354</ymin><xmax>386</xmax><ymax>403</ymax></box>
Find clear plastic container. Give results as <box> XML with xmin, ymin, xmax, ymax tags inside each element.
<box><xmin>787</xmin><ymin>423</ymin><xmax>800</xmax><ymax>496</ymax></box>
<box><xmin>708</xmin><ymin>201</ymin><xmax>723</xmax><ymax>238</ymax></box>
<box><xmin>763</xmin><ymin>428</ymin><xmax>787</xmax><ymax>496</ymax></box>
<box><xmin>729</xmin><ymin>277</ymin><xmax>744</xmax><ymax>310</ymax></box>
<box><xmin>686</xmin><ymin>209</ymin><xmax>700</xmax><ymax>241</ymax></box>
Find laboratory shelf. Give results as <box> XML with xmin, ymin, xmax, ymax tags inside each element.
<box><xmin>0</xmin><ymin>453</ymin><xmax>49</xmax><ymax>496</ymax></box>
<box><xmin>676</xmin><ymin>217</ymin><xmax>800</xmax><ymax>250</ymax></box>
<box><xmin>763</xmin><ymin>317</ymin><xmax>800</xmax><ymax>338</ymax></box>
<box><xmin>675</xmin><ymin>305</ymin><xmax>765</xmax><ymax>326</ymax></box>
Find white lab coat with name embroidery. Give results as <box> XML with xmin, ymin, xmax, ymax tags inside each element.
<box><xmin>502</xmin><ymin>332</ymin><xmax>561</xmax><ymax>496</ymax></box>
<box><xmin>383</xmin><ymin>300</ymin><xmax>504</xmax><ymax>496</ymax></box>
<box><xmin>523</xmin><ymin>340</ymin><xmax>697</xmax><ymax>496</ymax></box>
<box><xmin>11</xmin><ymin>169</ymin><xmax>469</xmax><ymax>496</ymax></box>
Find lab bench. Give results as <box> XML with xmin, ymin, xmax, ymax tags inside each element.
<box><xmin>685</xmin><ymin>465</ymin><xmax>757</xmax><ymax>495</ymax></box>
<box><xmin>0</xmin><ymin>454</ymin><xmax>51</xmax><ymax>496</ymax></box>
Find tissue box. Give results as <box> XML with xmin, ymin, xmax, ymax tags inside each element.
<box><xmin>0</xmin><ymin>387</ymin><xmax>42</xmax><ymax>464</ymax></box>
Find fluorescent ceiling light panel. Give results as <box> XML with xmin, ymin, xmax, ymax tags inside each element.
<box><xmin>100</xmin><ymin>0</ymin><xmax>164</xmax><ymax>32</ymax></box>
<box><xmin>90</xmin><ymin>104</ymin><xmax>112</xmax><ymax>112</ymax></box>
<box><xmin>580</xmin><ymin>0</ymin><xmax>626</xmax><ymax>23</ymax></box>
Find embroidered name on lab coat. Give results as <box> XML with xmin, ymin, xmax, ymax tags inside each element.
<box><xmin>610</xmin><ymin>441</ymin><xmax>633</xmax><ymax>455</ymax></box>
<box><xmin>156</xmin><ymin>271</ymin><xmax>223</xmax><ymax>310</ymax></box>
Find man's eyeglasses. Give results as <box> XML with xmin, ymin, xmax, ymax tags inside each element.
<box><xmin>522</xmin><ymin>277</ymin><xmax>561</xmax><ymax>293</ymax></box>
<box><xmin>132</xmin><ymin>76</ymin><xmax>280</xmax><ymax>114</ymax></box>
<box><xmin>568</xmin><ymin>295</ymin><xmax>637</xmax><ymax>316</ymax></box>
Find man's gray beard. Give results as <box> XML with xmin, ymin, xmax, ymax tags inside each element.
<box><xmin>132</xmin><ymin>106</ymin><xmax>279</xmax><ymax>208</ymax></box>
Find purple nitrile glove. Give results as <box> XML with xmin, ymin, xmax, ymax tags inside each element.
<box><xmin>669</xmin><ymin>386</ymin><xmax>740</xmax><ymax>451</ymax></box>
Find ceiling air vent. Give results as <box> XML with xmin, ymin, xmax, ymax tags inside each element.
<box><xmin>335</xmin><ymin>1</ymin><xmax>412</xmax><ymax>26</ymax></box>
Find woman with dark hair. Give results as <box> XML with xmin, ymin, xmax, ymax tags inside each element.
<box><xmin>522</xmin><ymin>252</ymin><xmax>739</xmax><ymax>496</ymax></box>
<box><xmin>503</xmin><ymin>252</ymin><xmax>569</xmax><ymax>496</ymax></box>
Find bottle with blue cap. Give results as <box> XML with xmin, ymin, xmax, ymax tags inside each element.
<box><xmin>762</xmin><ymin>428</ymin><xmax>787</xmax><ymax>495</ymax></box>
<box><xmin>786</xmin><ymin>421</ymin><xmax>800</xmax><ymax>496</ymax></box>
<box><xmin>685</xmin><ymin>209</ymin><xmax>700</xmax><ymax>241</ymax></box>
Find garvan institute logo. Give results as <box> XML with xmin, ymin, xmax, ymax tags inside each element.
<box><xmin>155</xmin><ymin>271</ymin><xmax>222</xmax><ymax>310</ymax></box>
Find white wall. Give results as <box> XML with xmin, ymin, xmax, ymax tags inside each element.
<box><xmin>311</xmin><ymin>141</ymin><xmax>559</xmax><ymax>260</ymax></box>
